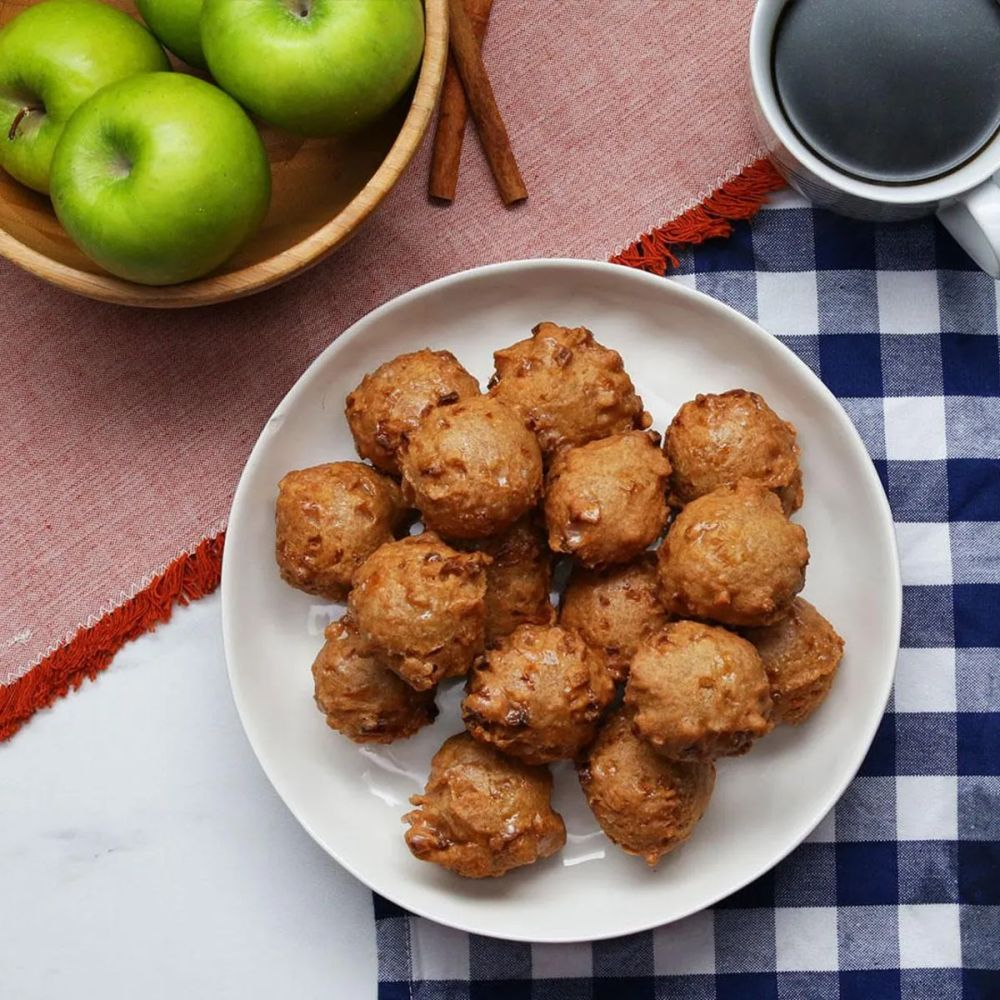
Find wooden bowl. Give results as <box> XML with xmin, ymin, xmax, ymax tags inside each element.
<box><xmin>0</xmin><ymin>0</ymin><xmax>447</xmax><ymax>307</ymax></box>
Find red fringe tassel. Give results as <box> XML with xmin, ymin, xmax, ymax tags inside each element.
<box><xmin>0</xmin><ymin>534</ymin><xmax>226</xmax><ymax>742</ymax></box>
<box><xmin>610</xmin><ymin>158</ymin><xmax>786</xmax><ymax>274</ymax></box>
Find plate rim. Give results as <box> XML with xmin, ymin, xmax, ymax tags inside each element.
<box><xmin>221</xmin><ymin>257</ymin><xmax>902</xmax><ymax>942</ymax></box>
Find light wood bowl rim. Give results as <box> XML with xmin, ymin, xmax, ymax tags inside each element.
<box><xmin>0</xmin><ymin>0</ymin><xmax>448</xmax><ymax>308</ymax></box>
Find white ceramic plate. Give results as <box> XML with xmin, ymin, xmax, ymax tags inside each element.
<box><xmin>222</xmin><ymin>259</ymin><xmax>901</xmax><ymax>943</ymax></box>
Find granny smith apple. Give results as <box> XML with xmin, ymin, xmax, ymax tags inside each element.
<box><xmin>50</xmin><ymin>72</ymin><xmax>271</xmax><ymax>285</ymax></box>
<box><xmin>136</xmin><ymin>0</ymin><xmax>207</xmax><ymax>69</ymax></box>
<box><xmin>201</xmin><ymin>0</ymin><xmax>424</xmax><ymax>137</ymax></box>
<box><xmin>0</xmin><ymin>0</ymin><xmax>169</xmax><ymax>194</ymax></box>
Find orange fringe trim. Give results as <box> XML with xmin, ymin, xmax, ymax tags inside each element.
<box><xmin>610</xmin><ymin>158</ymin><xmax>786</xmax><ymax>274</ymax></box>
<box><xmin>0</xmin><ymin>534</ymin><xmax>226</xmax><ymax>742</ymax></box>
<box><xmin>0</xmin><ymin>159</ymin><xmax>784</xmax><ymax>743</ymax></box>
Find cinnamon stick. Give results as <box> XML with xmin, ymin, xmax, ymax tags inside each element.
<box><xmin>429</xmin><ymin>0</ymin><xmax>495</xmax><ymax>201</ymax></box>
<box><xmin>446</xmin><ymin>0</ymin><xmax>527</xmax><ymax>205</ymax></box>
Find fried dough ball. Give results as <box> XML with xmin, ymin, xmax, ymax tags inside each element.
<box><xmin>559</xmin><ymin>554</ymin><xmax>671</xmax><ymax>683</ymax></box>
<box><xmin>399</xmin><ymin>396</ymin><xmax>543</xmax><ymax>540</ymax></box>
<box><xmin>578</xmin><ymin>708</ymin><xmax>715</xmax><ymax>867</ymax></box>
<box><xmin>462</xmin><ymin>624</ymin><xmax>615</xmax><ymax>764</ymax></box>
<box><xmin>454</xmin><ymin>517</ymin><xmax>555</xmax><ymax>644</ymax></box>
<box><xmin>404</xmin><ymin>733</ymin><xmax>566</xmax><ymax>878</ymax></box>
<box><xmin>544</xmin><ymin>431</ymin><xmax>671</xmax><ymax>568</ymax></box>
<box><xmin>488</xmin><ymin>322</ymin><xmax>651</xmax><ymax>456</ymax></box>
<box><xmin>744</xmin><ymin>597</ymin><xmax>844</xmax><ymax>725</ymax></box>
<box><xmin>275</xmin><ymin>462</ymin><xmax>408</xmax><ymax>601</ymax></box>
<box><xmin>349</xmin><ymin>533</ymin><xmax>490</xmax><ymax>691</ymax></box>
<box><xmin>657</xmin><ymin>480</ymin><xmax>808</xmax><ymax>627</ymax></box>
<box><xmin>625</xmin><ymin>621</ymin><xmax>774</xmax><ymax>761</ymax></box>
<box><xmin>311</xmin><ymin>617</ymin><xmax>437</xmax><ymax>743</ymax></box>
<box><xmin>345</xmin><ymin>349</ymin><xmax>480</xmax><ymax>475</ymax></box>
<box><xmin>665</xmin><ymin>389</ymin><xmax>803</xmax><ymax>513</ymax></box>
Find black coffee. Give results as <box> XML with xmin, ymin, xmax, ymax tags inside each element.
<box><xmin>772</xmin><ymin>0</ymin><xmax>1000</xmax><ymax>184</ymax></box>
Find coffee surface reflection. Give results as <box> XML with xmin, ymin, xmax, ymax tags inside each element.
<box><xmin>773</xmin><ymin>0</ymin><xmax>1000</xmax><ymax>185</ymax></box>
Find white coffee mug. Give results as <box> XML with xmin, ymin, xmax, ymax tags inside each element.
<box><xmin>749</xmin><ymin>0</ymin><xmax>1000</xmax><ymax>276</ymax></box>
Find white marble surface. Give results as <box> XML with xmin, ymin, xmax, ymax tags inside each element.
<box><xmin>0</xmin><ymin>593</ymin><xmax>377</xmax><ymax>1000</ymax></box>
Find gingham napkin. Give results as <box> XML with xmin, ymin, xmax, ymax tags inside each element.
<box><xmin>374</xmin><ymin>192</ymin><xmax>1000</xmax><ymax>1000</ymax></box>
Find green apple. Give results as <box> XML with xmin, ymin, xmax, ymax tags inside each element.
<box><xmin>0</xmin><ymin>0</ymin><xmax>169</xmax><ymax>194</ymax></box>
<box><xmin>136</xmin><ymin>0</ymin><xmax>207</xmax><ymax>69</ymax></box>
<box><xmin>50</xmin><ymin>72</ymin><xmax>271</xmax><ymax>285</ymax></box>
<box><xmin>201</xmin><ymin>0</ymin><xmax>424</xmax><ymax>137</ymax></box>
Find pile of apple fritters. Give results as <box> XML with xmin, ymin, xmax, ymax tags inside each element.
<box><xmin>275</xmin><ymin>323</ymin><xmax>843</xmax><ymax>877</ymax></box>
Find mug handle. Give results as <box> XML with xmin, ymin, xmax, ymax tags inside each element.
<box><xmin>937</xmin><ymin>180</ymin><xmax>1000</xmax><ymax>277</ymax></box>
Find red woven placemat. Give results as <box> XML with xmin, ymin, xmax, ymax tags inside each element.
<box><xmin>0</xmin><ymin>0</ymin><xmax>784</xmax><ymax>739</ymax></box>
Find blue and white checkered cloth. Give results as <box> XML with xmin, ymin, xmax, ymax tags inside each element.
<box><xmin>374</xmin><ymin>191</ymin><xmax>1000</xmax><ymax>1000</ymax></box>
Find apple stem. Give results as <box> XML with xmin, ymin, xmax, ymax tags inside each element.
<box><xmin>8</xmin><ymin>105</ymin><xmax>42</xmax><ymax>141</ymax></box>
